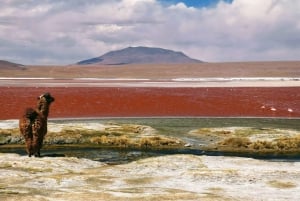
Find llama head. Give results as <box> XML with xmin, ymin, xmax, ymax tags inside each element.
<box><xmin>38</xmin><ymin>93</ymin><xmax>55</xmax><ymax>104</ymax></box>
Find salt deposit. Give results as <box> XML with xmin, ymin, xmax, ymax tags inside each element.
<box><xmin>0</xmin><ymin>153</ymin><xmax>299</xmax><ymax>200</ymax></box>
<box><xmin>0</xmin><ymin>120</ymin><xmax>19</xmax><ymax>129</ymax></box>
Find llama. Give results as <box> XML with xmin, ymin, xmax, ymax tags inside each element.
<box><xmin>19</xmin><ymin>93</ymin><xmax>55</xmax><ymax>157</ymax></box>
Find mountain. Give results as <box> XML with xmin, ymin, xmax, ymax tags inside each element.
<box><xmin>77</xmin><ymin>46</ymin><xmax>202</xmax><ymax>65</ymax></box>
<box><xmin>0</xmin><ymin>60</ymin><xmax>25</xmax><ymax>70</ymax></box>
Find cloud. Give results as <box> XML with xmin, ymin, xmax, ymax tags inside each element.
<box><xmin>0</xmin><ymin>0</ymin><xmax>299</xmax><ymax>64</ymax></box>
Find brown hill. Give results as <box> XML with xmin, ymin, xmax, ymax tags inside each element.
<box><xmin>77</xmin><ymin>46</ymin><xmax>202</xmax><ymax>65</ymax></box>
<box><xmin>0</xmin><ymin>60</ymin><xmax>25</xmax><ymax>70</ymax></box>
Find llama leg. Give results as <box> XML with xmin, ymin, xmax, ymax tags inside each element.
<box><xmin>36</xmin><ymin>137</ymin><xmax>44</xmax><ymax>157</ymax></box>
<box><xmin>28</xmin><ymin>148</ymin><xmax>34</xmax><ymax>157</ymax></box>
<box><xmin>20</xmin><ymin>119</ymin><xmax>34</xmax><ymax>157</ymax></box>
<box><xmin>27</xmin><ymin>147</ymin><xmax>33</xmax><ymax>157</ymax></box>
<box><xmin>32</xmin><ymin>120</ymin><xmax>42</xmax><ymax>157</ymax></box>
<box><xmin>25</xmin><ymin>139</ymin><xmax>33</xmax><ymax>157</ymax></box>
<box><xmin>34</xmin><ymin>151</ymin><xmax>41</xmax><ymax>157</ymax></box>
<box><xmin>34</xmin><ymin>141</ymin><xmax>41</xmax><ymax>157</ymax></box>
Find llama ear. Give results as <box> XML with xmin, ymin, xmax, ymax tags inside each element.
<box><xmin>37</xmin><ymin>94</ymin><xmax>43</xmax><ymax>100</ymax></box>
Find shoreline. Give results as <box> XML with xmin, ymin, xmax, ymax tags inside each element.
<box><xmin>0</xmin><ymin>77</ymin><xmax>300</xmax><ymax>87</ymax></box>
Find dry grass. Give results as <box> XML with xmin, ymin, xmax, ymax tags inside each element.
<box><xmin>217</xmin><ymin>135</ymin><xmax>300</xmax><ymax>153</ymax></box>
<box><xmin>90</xmin><ymin>135</ymin><xmax>130</xmax><ymax>147</ymax></box>
<box><xmin>0</xmin><ymin>128</ymin><xmax>19</xmax><ymax>136</ymax></box>
<box><xmin>90</xmin><ymin>135</ymin><xmax>183</xmax><ymax>148</ymax></box>
<box><xmin>0</xmin><ymin>128</ymin><xmax>23</xmax><ymax>145</ymax></box>
<box><xmin>0</xmin><ymin>123</ymin><xmax>184</xmax><ymax>149</ymax></box>
<box><xmin>250</xmin><ymin>135</ymin><xmax>300</xmax><ymax>151</ymax></box>
<box><xmin>139</xmin><ymin>136</ymin><xmax>182</xmax><ymax>147</ymax></box>
<box><xmin>190</xmin><ymin>126</ymin><xmax>300</xmax><ymax>154</ymax></box>
<box><xmin>219</xmin><ymin>137</ymin><xmax>251</xmax><ymax>148</ymax></box>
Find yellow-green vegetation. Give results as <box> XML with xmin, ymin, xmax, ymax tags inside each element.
<box><xmin>139</xmin><ymin>136</ymin><xmax>182</xmax><ymax>147</ymax></box>
<box><xmin>219</xmin><ymin>137</ymin><xmax>252</xmax><ymax>148</ymax></box>
<box><xmin>0</xmin><ymin>128</ymin><xmax>19</xmax><ymax>135</ymax></box>
<box><xmin>45</xmin><ymin>123</ymin><xmax>184</xmax><ymax>148</ymax></box>
<box><xmin>0</xmin><ymin>128</ymin><xmax>23</xmax><ymax>144</ymax></box>
<box><xmin>89</xmin><ymin>135</ymin><xmax>183</xmax><ymax>148</ymax></box>
<box><xmin>0</xmin><ymin>123</ymin><xmax>184</xmax><ymax>149</ymax></box>
<box><xmin>189</xmin><ymin>127</ymin><xmax>287</xmax><ymax>138</ymax></box>
<box><xmin>190</xmin><ymin>127</ymin><xmax>300</xmax><ymax>154</ymax></box>
<box><xmin>2</xmin><ymin>122</ymin><xmax>300</xmax><ymax>154</ymax></box>
<box><xmin>217</xmin><ymin>135</ymin><xmax>300</xmax><ymax>153</ymax></box>
<box><xmin>90</xmin><ymin>135</ymin><xmax>130</xmax><ymax>147</ymax></box>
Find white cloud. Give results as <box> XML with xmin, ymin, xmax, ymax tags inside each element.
<box><xmin>0</xmin><ymin>0</ymin><xmax>299</xmax><ymax>64</ymax></box>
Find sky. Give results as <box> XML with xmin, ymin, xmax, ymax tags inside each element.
<box><xmin>0</xmin><ymin>0</ymin><xmax>299</xmax><ymax>65</ymax></box>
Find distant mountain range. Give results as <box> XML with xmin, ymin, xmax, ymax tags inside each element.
<box><xmin>77</xmin><ymin>46</ymin><xmax>202</xmax><ymax>65</ymax></box>
<box><xmin>0</xmin><ymin>60</ymin><xmax>25</xmax><ymax>70</ymax></box>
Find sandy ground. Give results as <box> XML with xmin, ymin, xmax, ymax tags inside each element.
<box><xmin>1</xmin><ymin>61</ymin><xmax>300</xmax><ymax>78</ymax></box>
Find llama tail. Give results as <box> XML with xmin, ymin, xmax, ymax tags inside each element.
<box><xmin>24</xmin><ymin>108</ymin><xmax>38</xmax><ymax>122</ymax></box>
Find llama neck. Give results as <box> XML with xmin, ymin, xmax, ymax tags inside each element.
<box><xmin>37</xmin><ymin>99</ymin><xmax>50</xmax><ymax>118</ymax></box>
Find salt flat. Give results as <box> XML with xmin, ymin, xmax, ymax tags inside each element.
<box><xmin>0</xmin><ymin>77</ymin><xmax>299</xmax><ymax>87</ymax></box>
<box><xmin>0</xmin><ymin>153</ymin><xmax>299</xmax><ymax>201</ymax></box>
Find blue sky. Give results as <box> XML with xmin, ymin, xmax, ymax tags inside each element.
<box><xmin>0</xmin><ymin>0</ymin><xmax>299</xmax><ymax>64</ymax></box>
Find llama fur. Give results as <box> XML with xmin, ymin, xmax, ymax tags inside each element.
<box><xmin>19</xmin><ymin>93</ymin><xmax>55</xmax><ymax>157</ymax></box>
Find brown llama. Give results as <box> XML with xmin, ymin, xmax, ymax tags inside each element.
<box><xmin>19</xmin><ymin>93</ymin><xmax>55</xmax><ymax>157</ymax></box>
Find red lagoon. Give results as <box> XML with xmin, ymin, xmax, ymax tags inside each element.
<box><xmin>0</xmin><ymin>87</ymin><xmax>299</xmax><ymax>120</ymax></box>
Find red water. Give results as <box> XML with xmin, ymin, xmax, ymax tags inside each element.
<box><xmin>0</xmin><ymin>87</ymin><xmax>299</xmax><ymax>120</ymax></box>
